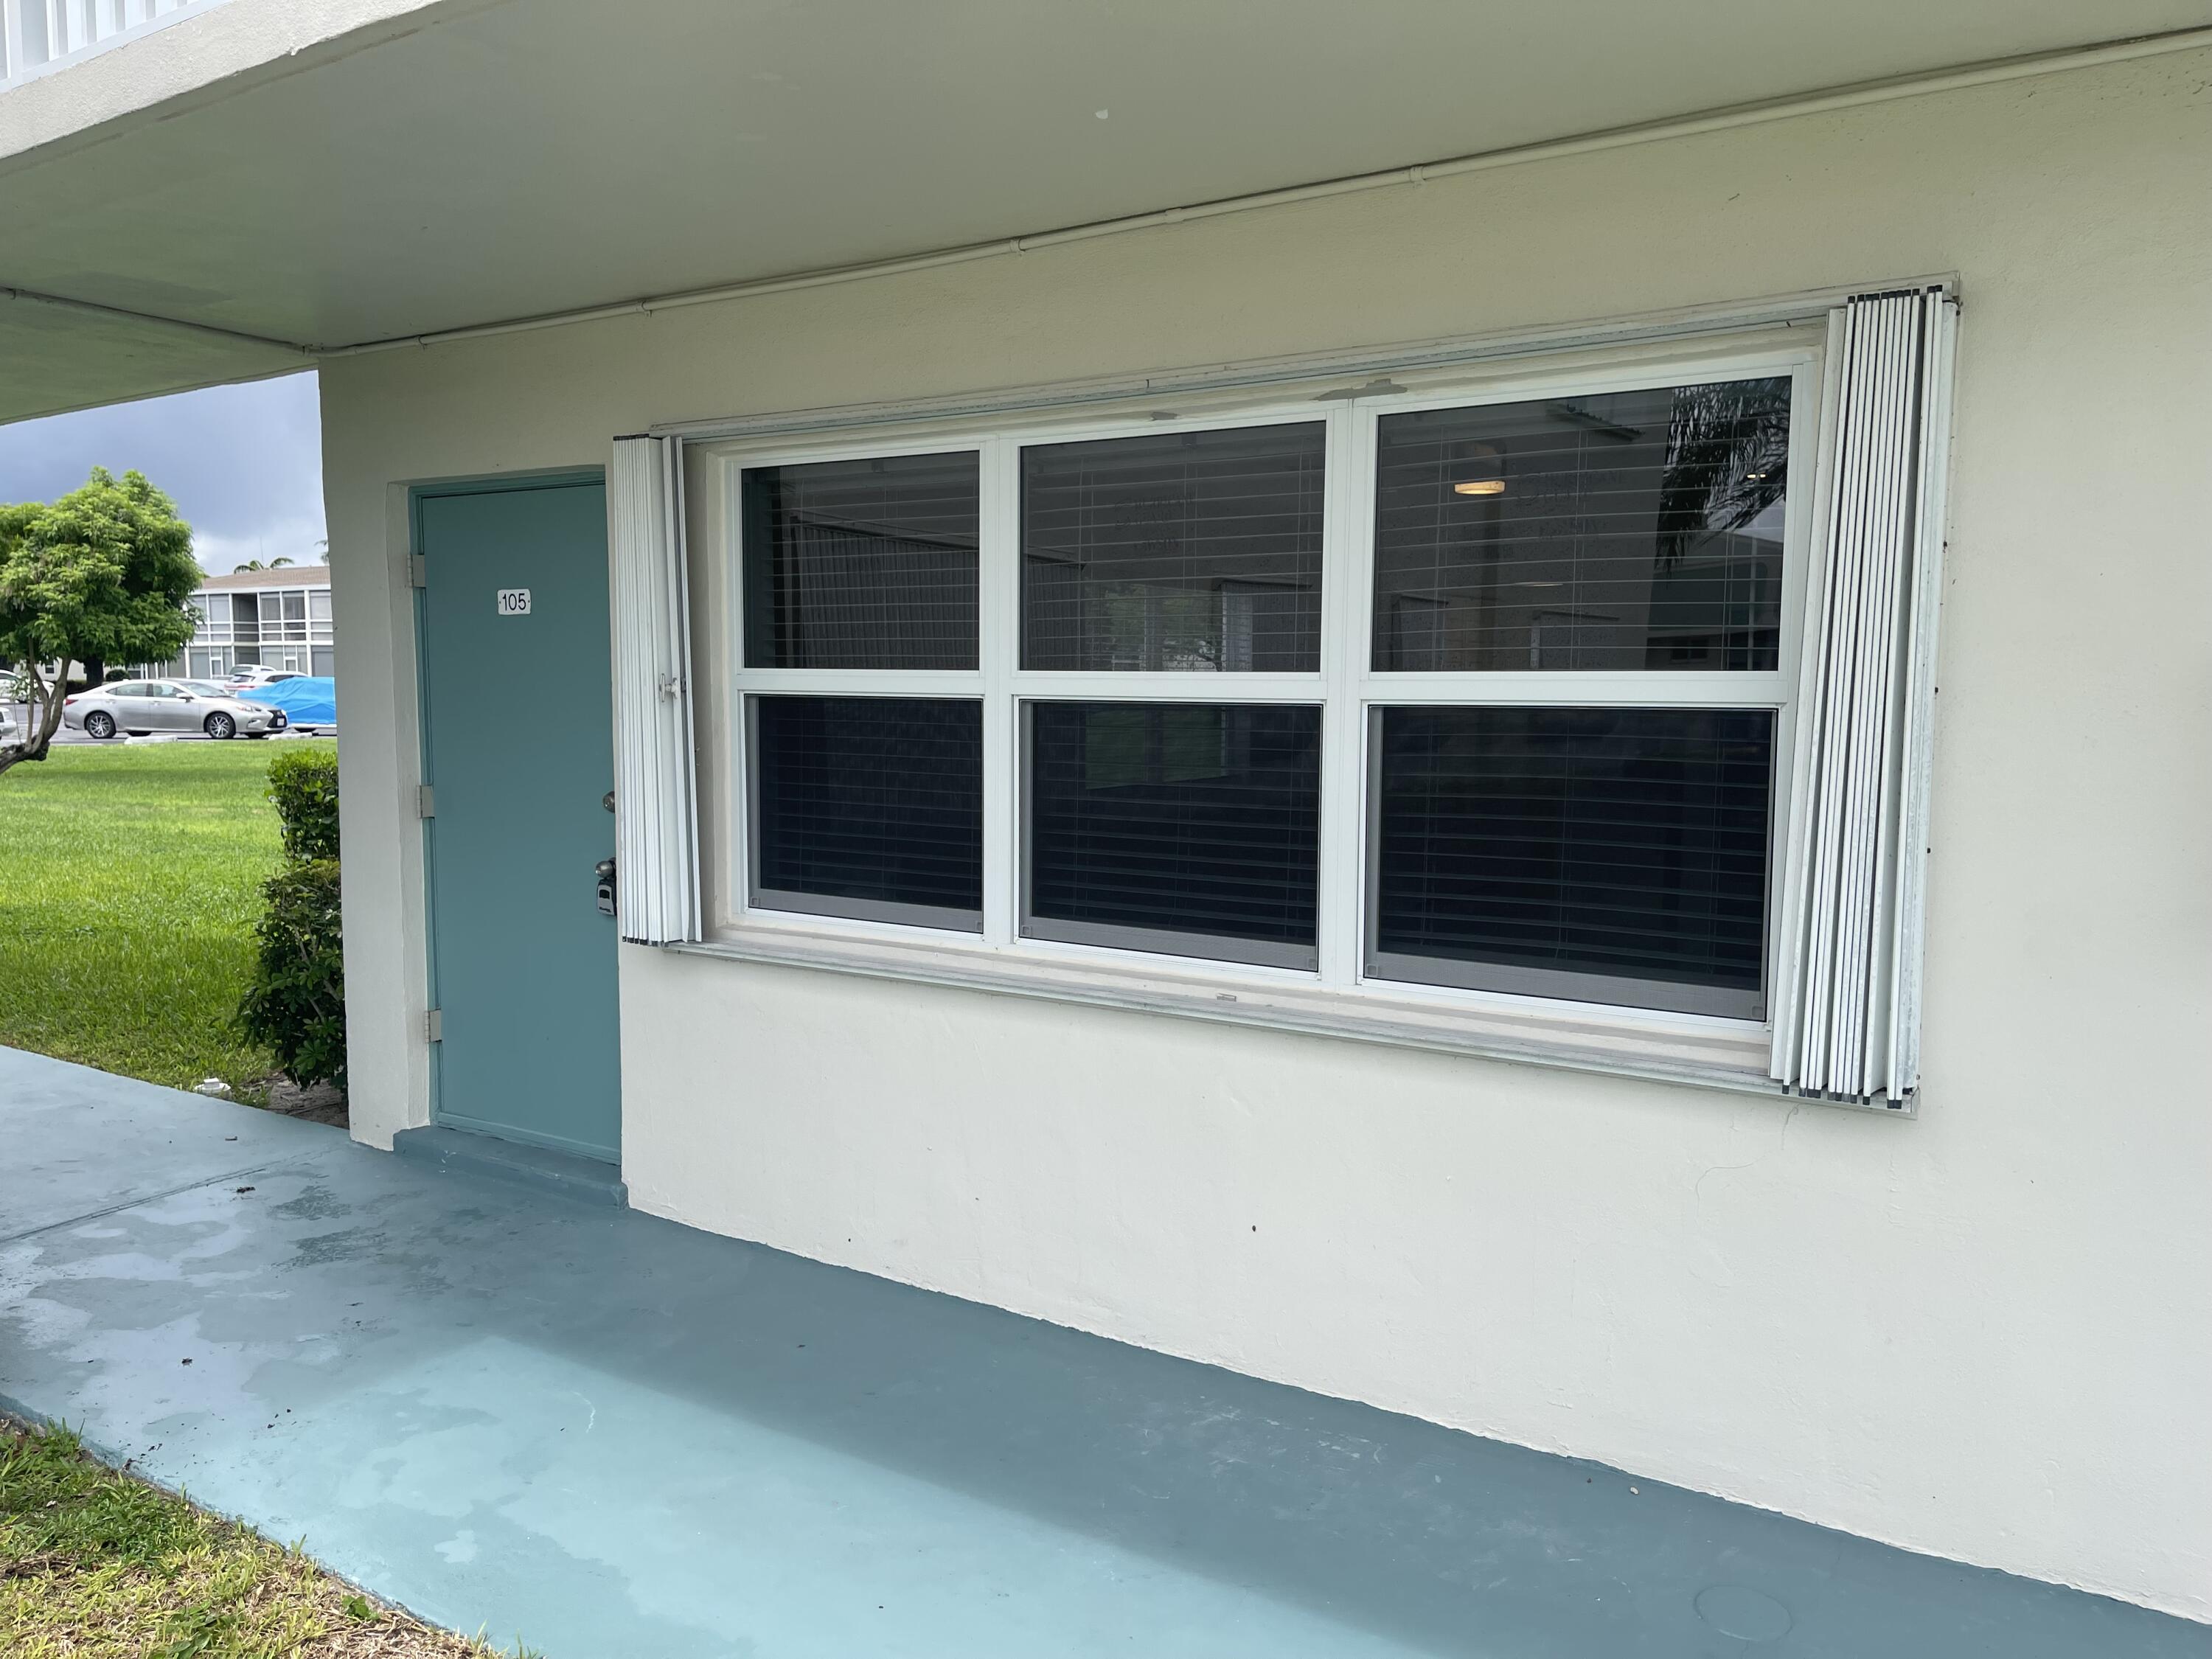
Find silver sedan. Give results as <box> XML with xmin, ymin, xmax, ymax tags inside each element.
<box><xmin>62</xmin><ymin>678</ymin><xmax>291</xmax><ymax>740</ymax></box>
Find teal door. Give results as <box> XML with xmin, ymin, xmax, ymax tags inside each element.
<box><xmin>417</xmin><ymin>479</ymin><xmax>621</xmax><ymax>1163</ymax></box>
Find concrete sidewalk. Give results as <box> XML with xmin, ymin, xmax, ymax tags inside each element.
<box><xmin>2</xmin><ymin>1045</ymin><xmax>2203</xmax><ymax>1658</ymax></box>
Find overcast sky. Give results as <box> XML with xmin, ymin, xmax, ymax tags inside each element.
<box><xmin>0</xmin><ymin>373</ymin><xmax>327</xmax><ymax>577</ymax></box>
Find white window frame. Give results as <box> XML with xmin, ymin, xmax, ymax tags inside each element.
<box><xmin>687</xmin><ymin>327</ymin><xmax>1830</xmax><ymax>1088</ymax></box>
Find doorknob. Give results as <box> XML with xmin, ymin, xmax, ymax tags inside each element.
<box><xmin>602</xmin><ymin>791</ymin><xmax>616</xmax><ymax>813</ymax></box>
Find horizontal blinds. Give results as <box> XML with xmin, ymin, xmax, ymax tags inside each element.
<box><xmin>1369</xmin><ymin>706</ymin><xmax>1775</xmax><ymax>1020</ymax></box>
<box><xmin>742</xmin><ymin>451</ymin><xmax>979</xmax><ymax>669</ymax></box>
<box><xmin>1772</xmin><ymin>288</ymin><xmax>1957</xmax><ymax>1105</ymax></box>
<box><xmin>608</xmin><ymin>434</ymin><xmax>701</xmax><ymax>945</ymax></box>
<box><xmin>1022</xmin><ymin>424</ymin><xmax>1326</xmax><ymax>672</ymax></box>
<box><xmin>752</xmin><ymin>696</ymin><xmax>983</xmax><ymax>922</ymax></box>
<box><xmin>1371</xmin><ymin>380</ymin><xmax>1792</xmax><ymax>673</ymax></box>
<box><xmin>1025</xmin><ymin>701</ymin><xmax>1321</xmax><ymax>966</ymax></box>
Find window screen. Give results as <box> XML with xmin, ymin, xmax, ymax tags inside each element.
<box><xmin>1369</xmin><ymin>706</ymin><xmax>1774</xmax><ymax>1016</ymax></box>
<box><xmin>751</xmin><ymin>696</ymin><xmax>984</xmax><ymax>928</ymax></box>
<box><xmin>1023</xmin><ymin>424</ymin><xmax>1326</xmax><ymax>672</ymax></box>
<box><xmin>1373</xmin><ymin>379</ymin><xmax>1790</xmax><ymax>672</ymax></box>
<box><xmin>743</xmin><ymin>452</ymin><xmax>979</xmax><ymax>669</ymax></box>
<box><xmin>1026</xmin><ymin>701</ymin><xmax>1321</xmax><ymax>967</ymax></box>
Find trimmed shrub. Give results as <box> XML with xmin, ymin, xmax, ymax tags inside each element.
<box><xmin>241</xmin><ymin>745</ymin><xmax>345</xmax><ymax>1091</ymax></box>
<box><xmin>237</xmin><ymin>859</ymin><xmax>347</xmax><ymax>1090</ymax></box>
<box><xmin>266</xmin><ymin>746</ymin><xmax>339</xmax><ymax>862</ymax></box>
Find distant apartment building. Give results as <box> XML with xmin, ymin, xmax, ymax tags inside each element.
<box><xmin>156</xmin><ymin>566</ymin><xmax>334</xmax><ymax>678</ymax></box>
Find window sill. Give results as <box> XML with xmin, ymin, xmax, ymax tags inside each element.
<box><xmin>657</xmin><ymin>926</ymin><xmax>1896</xmax><ymax>1107</ymax></box>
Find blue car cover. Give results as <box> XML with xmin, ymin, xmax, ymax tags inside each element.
<box><xmin>243</xmin><ymin>675</ymin><xmax>337</xmax><ymax>728</ymax></box>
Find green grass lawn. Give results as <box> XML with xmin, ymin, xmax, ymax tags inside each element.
<box><xmin>0</xmin><ymin>740</ymin><xmax>331</xmax><ymax>1093</ymax></box>
<box><xmin>1</xmin><ymin>1418</ymin><xmax>515</xmax><ymax>1657</ymax></box>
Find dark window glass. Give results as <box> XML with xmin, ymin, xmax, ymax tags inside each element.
<box><xmin>753</xmin><ymin>696</ymin><xmax>983</xmax><ymax>928</ymax></box>
<box><xmin>1026</xmin><ymin>701</ymin><xmax>1321</xmax><ymax>967</ymax></box>
<box><xmin>1023</xmin><ymin>424</ymin><xmax>1325</xmax><ymax>672</ymax></box>
<box><xmin>1371</xmin><ymin>707</ymin><xmax>1774</xmax><ymax>1016</ymax></box>
<box><xmin>743</xmin><ymin>453</ymin><xmax>979</xmax><ymax>669</ymax></box>
<box><xmin>1373</xmin><ymin>378</ymin><xmax>1790</xmax><ymax>672</ymax></box>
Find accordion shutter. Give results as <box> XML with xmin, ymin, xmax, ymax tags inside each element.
<box><xmin>608</xmin><ymin>434</ymin><xmax>701</xmax><ymax>945</ymax></box>
<box><xmin>1771</xmin><ymin>288</ymin><xmax>1957</xmax><ymax>1105</ymax></box>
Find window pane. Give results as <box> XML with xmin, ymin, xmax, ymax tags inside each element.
<box><xmin>308</xmin><ymin>591</ymin><xmax>332</xmax><ymax>620</ymax></box>
<box><xmin>1026</xmin><ymin>701</ymin><xmax>1321</xmax><ymax>967</ymax></box>
<box><xmin>742</xmin><ymin>453</ymin><xmax>979</xmax><ymax>669</ymax></box>
<box><xmin>1373</xmin><ymin>378</ymin><xmax>1790</xmax><ymax>672</ymax></box>
<box><xmin>1370</xmin><ymin>707</ymin><xmax>1774</xmax><ymax>1017</ymax></box>
<box><xmin>752</xmin><ymin>696</ymin><xmax>982</xmax><ymax>928</ymax></box>
<box><xmin>282</xmin><ymin>593</ymin><xmax>307</xmax><ymax>620</ymax></box>
<box><xmin>1023</xmin><ymin>424</ymin><xmax>1325</xmax><ymax>672</ymax></box>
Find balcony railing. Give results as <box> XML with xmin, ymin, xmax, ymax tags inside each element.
<box><xmin>1</xmin><ymin>0</ymin><xmax>223</xmax><ymax>93</ymax></box>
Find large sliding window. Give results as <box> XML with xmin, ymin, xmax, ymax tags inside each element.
<box><xmin>1017</xmin><ymin>422</ymin><xmax>1328</xmax><ymax>965</ymax></box>
<box><xmin>1366</xmin><ymin>375</ymin><xmax>1792</xmax><ymax>1017</ymax></box>
<box><xmin>717</xmin><ymin>349</ymin><xmax>1812</xmax><ymax>1034</ymax></box>
<box><xmin>737</xmin><ymin>452</ymin><xmax>986</xmax><ymax>929</ymax></box>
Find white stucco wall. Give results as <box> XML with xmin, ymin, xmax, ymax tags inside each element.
<box><xmin>325</xmin><ymin>52</ymin><xmax>2212</xmax><ymax>1618</ymax></box>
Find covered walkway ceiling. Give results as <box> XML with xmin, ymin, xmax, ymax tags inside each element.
<box><xmin>3</xmin><ymin>0</ymin><xmax>2210</xmax><ymax>422</ymax></box>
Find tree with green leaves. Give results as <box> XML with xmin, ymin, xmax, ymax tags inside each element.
<box><xmin>1655</xmin><ymin>378</ymin><xmax>1793</xmax><ymax>568</ymax></box>
<box><xmin>0</xmin><ymin>468</ymin><xmax>201</xmax><ymax>779</ymax></box>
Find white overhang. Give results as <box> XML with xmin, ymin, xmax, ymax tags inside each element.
<box><xmin>2</xmin><ymin>0</ymin><xmax>2209</xmax><ymax>423</ymax></box>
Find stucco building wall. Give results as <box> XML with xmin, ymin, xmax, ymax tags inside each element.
<box><xmin>324</xmin><ymin>51</ymin><xmax>2212</xmax><ymax>1617</ymax></box>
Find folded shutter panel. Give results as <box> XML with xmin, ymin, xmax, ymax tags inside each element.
<box><xmin>608</xmin><ymin>434</ymin><xmax>701</xmax><ymax>945</ymax></box>
<box><xmin>1772</xmin><ymin>288</ymin><xmax>1957</xmax><ymax>1105</ymax></box>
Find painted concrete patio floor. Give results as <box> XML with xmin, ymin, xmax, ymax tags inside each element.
<box><xmin>1</xmin><ymin>1047</ymin><xmax>2204</xmax><ymax>1659</ymax></box>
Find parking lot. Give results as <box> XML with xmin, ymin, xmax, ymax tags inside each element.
<box><xmin>5</xmin><ymin>701</ymin><xmax>331</xmax><ymax>744</ymax></box>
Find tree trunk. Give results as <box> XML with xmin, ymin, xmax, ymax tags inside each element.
<box><xmin>0</xmin><ymin>660</ymin><xmax>69</xmax><ymax>779</ymax></box>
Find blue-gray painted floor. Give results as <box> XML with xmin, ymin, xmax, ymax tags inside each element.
<box><xmin>1</xmin><ymin>1047</ymin><xmax>2204</xmax><ymax>1659</ymax></box>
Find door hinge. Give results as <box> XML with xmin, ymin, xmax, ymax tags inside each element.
<box><xmin>409</xmin><ymin>553</ymin><xmax>427</xmax><ymax>588</ymax></box>
<box><xmin>417</xmin><ymin>784</ymin><xmax>435</xmax><ymax>818</ymax></box>
<box><xmin>425</xmin><ymin>1008</ymin><xmax>442</xmax><ymax>1043</ymax></box>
